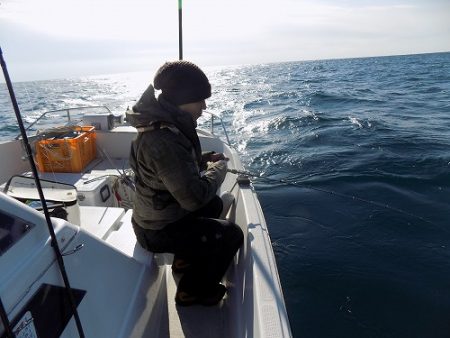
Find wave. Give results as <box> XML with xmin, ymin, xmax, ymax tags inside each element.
<box><xmin>307</xmin><ymin>91</ymin><xmax>386</xmax><ymax>106</ymax></box>
<box><xmin>2</xmin><ymin>53</ymin><xmax>450</xmax><ymax>338</ymax></box>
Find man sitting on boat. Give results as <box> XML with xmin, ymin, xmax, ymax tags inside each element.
<box><xmin>127</xmin><ymin>60</ymin><xmax>244</xmax><ymax>306</ymax></box>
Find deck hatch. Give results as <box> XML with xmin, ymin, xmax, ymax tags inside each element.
<box><xmin>0</xmin><ymin>211</ymin><xmax>34</xmax><ymax>256</ymax></box>
<box><xmin>2</xmin><ymin>284</ymin><xmax>86</xmax><ymax>338</ymax></box>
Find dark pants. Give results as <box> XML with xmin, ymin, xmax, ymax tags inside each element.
<box><xmin>133</xmin><ymin>196</ymin><xmax>244</xmax><ymax>293</ymax></box>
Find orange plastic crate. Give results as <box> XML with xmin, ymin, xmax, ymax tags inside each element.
<box><xmin>35</xmin><ymin>126</ymin><xmax>97</xmax><ymax>173</ymax></box>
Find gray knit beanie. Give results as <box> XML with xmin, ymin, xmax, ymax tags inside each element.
<box><xmin>153</xmin><ymin>61</ymin><xmax>211</xmax><ymax>105</ymax></box>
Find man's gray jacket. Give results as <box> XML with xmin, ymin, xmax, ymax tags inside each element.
<box><xmin>127</xmin><ymin>85</ymin><xmax>227</xmax><ymax>230</ymax></box>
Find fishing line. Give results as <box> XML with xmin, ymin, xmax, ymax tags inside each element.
<box><xmin>16</xmin><ymin>82</ymin><xmax>50</xmax><ymax>136</ymax></box>
<box><xmin>228</xmin><ymin>168</ymin><xmax>436</xmax><ymax>226</ymax></box>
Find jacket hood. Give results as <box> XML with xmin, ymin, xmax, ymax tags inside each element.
<box><xmin>126</xmin><ymin>84</ymin><xmax>202</xmax><ymax>163</ymax></box>
<box><xmin>126</xmin><ymin>84</ymin><xmax>196</xmax><ymax>132</ymax></box>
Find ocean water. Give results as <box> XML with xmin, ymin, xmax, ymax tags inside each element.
<box><xmin>1</xmin><ymin>52</ymin><xmax>450</xmax><ymax>337</ymax></box>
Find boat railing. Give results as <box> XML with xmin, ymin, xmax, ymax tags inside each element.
<box><xmin>16</xmin><ymin>105</ymin><xmax>113</xmax><ymax>140</ymax></box>
<box><xmin>16</xmin><ymin>105</ymin><xmax>232</xmax><ymax>146</ymax></box>
<box><xmin>201</xmin><ymin>111</ymin><xmax>231</xmax><ymax>146</ymax></box>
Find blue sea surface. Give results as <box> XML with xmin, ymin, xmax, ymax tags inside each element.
<box><xmin>1</xmin><ymin>52</ymin><xmax>450</xmax><ymax>337</ymax></box>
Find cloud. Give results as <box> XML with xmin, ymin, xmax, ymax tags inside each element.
<box><xmin>1</xmin><ymin>0</ymin><xmax>179</xmax><ymax>41</ymax></box>
<box><xmin>251</xmin><ymin>1</ymin><xmax>450</xmax><ymax>60</ymax></box>
<box><xmin>1</xmin><ymin>0</ymin><xmax>449</xmax><ymax>81</ymax></box>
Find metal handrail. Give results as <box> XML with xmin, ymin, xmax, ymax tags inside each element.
<box><xmin>16</xmin><ymin>106</ymin><xmax>232</xmax><ymax>147</ymax></box>
<box><xmin>202</xmin><ymin>111</ymin><xmax>231</xmax><ymax>146</ymax></box>
<box><xmin>15</xmin><ymin>105</ymin><xmax>113</xmax><ymax>140</ymax></box>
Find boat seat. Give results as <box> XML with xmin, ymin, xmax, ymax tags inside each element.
<box><xmin>80</xmin><ymin>206</ymin><xmax>125</xmax><ymax>240</ymax></box>
<box><xmin>106</xmin><ymin>209</ymin><xmax>154</xmax><ymax>267</ymax></box>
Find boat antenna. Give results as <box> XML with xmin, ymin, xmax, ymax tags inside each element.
<box><xmin>178</xmin><ymin>0</ymin><xmax>183</xmax><ymax>60</ymax></box>
<box><xmin>0</xmin><ymin>47</ymin><xmax>86</xmax><ymax>338</ymax></box>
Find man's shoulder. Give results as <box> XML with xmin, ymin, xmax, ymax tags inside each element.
<box><xmin>139</xmin><ymin>126</ymin><xmax>191</xmax><ymax>150</ymax></box>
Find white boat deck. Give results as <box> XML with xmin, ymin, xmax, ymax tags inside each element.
<box><xmin>80</xmin><ymin>206</ymin><xmax>125</xmax><ymax>240</ymax></box>
<box><xmin>166</xmin><ymin>265</ymin><xmax>226</xmax><ymax>338</ymax></box>
<box><xmin>0</xmin><ymin>127</ymin><xmax>292</xmax><ymax>337</ymax></box>
<box><xmin>35</xmin><ymin>158</ymin><xmax>228</xmax><ymax>338</ymax></box>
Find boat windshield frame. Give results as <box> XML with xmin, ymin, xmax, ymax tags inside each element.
<box><xmin>15</xmin><ymin>106</ymin><xmax>113</xmax><ymax>140</ymax></box>
<box><xmin>17</xmin><ymin>106</ymin><xmax>232</xmax><ymax>146</ymax></box>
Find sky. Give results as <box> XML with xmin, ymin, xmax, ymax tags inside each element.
<box><xmin>1</xmin><ymin>0</ymin><xmax>449</xmax><ymax>82</ymax></box>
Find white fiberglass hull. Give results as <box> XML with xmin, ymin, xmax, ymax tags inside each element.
<box><xmin>0</xmin><ymin>121</ymin><xmax>292</xmax><ymax>337</ymax></box>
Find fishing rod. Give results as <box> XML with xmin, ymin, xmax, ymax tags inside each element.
<box><xmin>0</xmin><ymin>298</ymin><xmax>14</xmax><ymax>338</ymax></box>
<box><xmin>178</xmin><ymin>0</ymin><xmax>183</xmax><ymax>60</ymax></box>
<box><xmin>0</xmin><ymin>47</ymin><xmax>86</xmax><ymax>338</ymax></box>
<box><xmin>228</xmin><ymin>168</ymin><xmax>435</xmax><ymax>226</ymax></box>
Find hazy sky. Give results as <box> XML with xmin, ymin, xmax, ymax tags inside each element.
<box><xmin>1</xmin><ymin>0</ymin><xmax>449</xmax><ymax>81</ymax></box>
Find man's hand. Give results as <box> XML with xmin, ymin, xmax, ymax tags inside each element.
<box><xmin>210</xmin><ymin>152</ymin><xmax>229</xmax><ymax>162</ymax></box>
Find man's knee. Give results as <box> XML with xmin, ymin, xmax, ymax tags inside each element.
<box><xmin>196</xmin><ymin>195</ymin><xmax>223</xmax><ymax>218</ymax></box>
<box><xmin>225</xmin><ymin>222</ymin><xmax>244</xmax><ymax>250</ymax></box>
<box><xmin>210</xmin><ymin>195</ymin><xmax>224</xmax><ymax>217</ymax></box>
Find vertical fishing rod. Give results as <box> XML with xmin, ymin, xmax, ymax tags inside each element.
<box><xmin>0</xmin><ymin>298</ymin><xmax>14</xmax><ymax>338</ymax></box>
<box><xmin>178</xmin><ymin>0</ymin><xmax>183</xmax><ymax>60</ymax></box>
<box><xmin>0</xmin><ymin>47</ymin><xmax>86</xmax><ymax>338</ymax></box>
